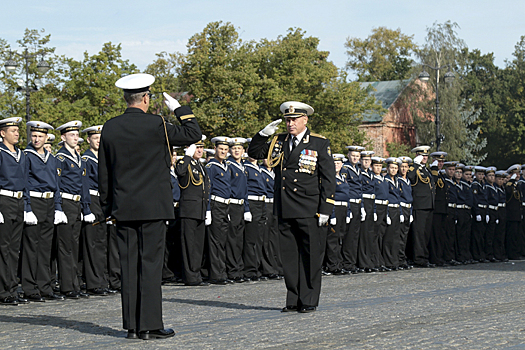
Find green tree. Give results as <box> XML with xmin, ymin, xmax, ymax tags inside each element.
<box><xmin>345</xmin><ymin>27</ymin><xmax>418</xmax><ymax>82</ymax></box>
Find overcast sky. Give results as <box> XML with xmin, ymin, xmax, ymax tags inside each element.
<box><xmin>2</xmin><ymin>0</ymin><xmax>523</xmax><ymax>76</ymax></box>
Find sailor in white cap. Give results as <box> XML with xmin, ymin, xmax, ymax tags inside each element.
<box><xmin>470</xmin><ymin>166</ymin><xmax>489</xmax><ymax>263</ymax></box>
<box><xmin>358</xmin><ymin>150</ymin><xmax>376</xmax><ymax>272</ymax></box>
<box><xmin>383</xmin><ymin>157</ymin><xmax>403</xmax><ymax>270</ymax></box>
<box><xmin>0</xmin><ymin>117</ymin><xmax>31</xmax><ymax>305</ymax></box>
<box><xmin>407</xmin><ymin>145</ymin><xmax>435</xmax><ymax>268</ymax></box>
<box><xmin>225</xmin><ymin>137</ymin><xmax>251</xmax><ymax>283</ymax></box>
<box><xmin>505</xmin><ymin>164</ymin><xmax>522</xmax><ymax>259</ymax></box>
<box><xmin>20</xmin><ymin>121</ymin><xmax>66</xmax><ymax>302</ymax></box>
<box><xmin>99</xmin><ymin>73</ymin><xmax>201</xmax><ymax>339</ymax></box>
<box><xmin>482</xmin><ymin>166</ymin><xmax>500</xmax><ymax>262</ymax></box>
<box><xmin>44</xmin><ymin>133</ymin><xmax>55</xmax><ymax>153</ymax></box>
<box><xmin>79</xmin><ymin>125</ymin><xmax>112</xmax><ymax>296</ymax></box>
<box><xmin>493</xmin><ymin>170</ymin><xmax>508</xmax><ymax>262</ymax></box>
<box><xmin>55</xmin><ymin>120</ymin><xmax>94</xmax><ymax>300</ymax></box>
<box><xmin>248</xmin><ymin>101</ymin><xmax>335</xmax><ymax>313</ymax></box>
<box><xmin>397</xmin><ymin>156</ymin><xmax>413</xmax><ymax>269</ymax></box>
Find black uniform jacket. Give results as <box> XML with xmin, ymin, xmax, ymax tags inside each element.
<box><xmin>175</xmin><ymin>155</ymin><xmax>210</xmax><ymax>220</ymax></box>
<box><xmin>248</xmin><ymin>128</ymin><xmax>335</xmax><ymax>219</ymax></box>
<box><xmin>407</xmin><ymin>162</ymin><xmax>435</xmax><ymax>210</ymax></box>
<box><xmin>99</xmin><ymin>106</ymin><xmax>201</xmax><ymax>221</ymax></box>
<box><xmin>506</xmin><ymin>178</ymin><xmax>522</xmax><ymax>222</ymax></box>
<box><xmin>432</xmin><ymin>169</ymin><xmax>449</xmax><ymax>214</ymax></box>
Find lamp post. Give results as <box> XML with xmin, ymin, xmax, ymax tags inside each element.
<box><xmin>4</xmin><ymin>48</ymin><xmax>51</xmax><ymax>142</ymax></box>
<box><xmin>418</xmin><ymin>64</ymin><xmax>455</xmax><ymax>151</ymax></box>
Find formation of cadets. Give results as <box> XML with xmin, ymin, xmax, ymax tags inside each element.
<box><xmin>1</xmin><ymin>114</ymin><xmax>525</xmax><ymax>306</ymax></box>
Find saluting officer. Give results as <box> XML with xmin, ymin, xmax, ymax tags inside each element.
<box><xmin>55</xmin><ymin>120</ymin><xmax>94</xmax><ymax>299</ymax></box>
<box><xmin>176</xmin><ymin>137</ymin><xmax>210</xmax><ymax>286</ymax></box>
<box><xmin>80</xmin><ymin>125</ymin><xmax>111</xmax><ymax>296</ymax></box>
<box><xmin>0</xmin><ymin>117</ymin><xmax>28</xmax><ymax>305</ymax></box>
<box><xmin>248</xmin><ymin>101</ymin><xmax>335</xmax><ymax>313</ymax></box>
<box><xmin>20</xmin><ymin>121</ymin><xmax>66</xmax><ymax>302</ymax></box>
<box><xmin>206</xmin><ymin>137</ymin><xmax>233</xmax><ymax>285</ymax></box>
<box><xmin>407</xmin><ymin>146</ymin><xmax>435</xmax><ymax>268</ymax></box>
<box><xmin>505</xmin><ymin>164</ymin><xmax>522</xmax><ymax>260</ymax></box>
<box><xmin>99</xmin><ymin>74</ymin><xmax>201</xmax><ymax>339</ymax></box>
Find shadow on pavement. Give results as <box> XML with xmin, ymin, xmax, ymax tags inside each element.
<box><xmin>0</xmin><ymin>314</ymin><xmax>122</xmax><ymax>338</ymax></box>
<box><xmin>164</xmin><ymin>297</ymin><xmax>281</xmax><ymax>311</ymax></box>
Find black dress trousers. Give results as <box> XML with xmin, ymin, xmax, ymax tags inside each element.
<box><xmin>226</xmin><ymin>202</ymin><xmax>244</xmax><ymax>280</ymax></box>
<box><xmin>494</xmin><ymin>208</ymin><xmax>506</xmax><ymax>260</ymax></box>
<box><xmin>20</xmin><ymin>196</ymin><xmax>55</xmax><ymax>296</ymax></box>
<box><xmin>398</xmin><ymin>206</ymin><xmax>411</xmax><ymax>266</ymax></box>
<box><xmin>180</xmin><ymin>217</ymin><xmax>206</xmax><ymax>284</ymax></box>
<box><xmin>0</xmin><ymin>196</ymin><xmax>24</xmax><ymax>299</ymax></box>
<box><xmin>455</xmin><ymin>208</ymin><xmax>473</xmax><ymax>262</ymax></box>
<box><xmin>382</xmin><ymin>209</ymin><xmax>400</xmax><ymax>268</ymax></box>
<box><xmin>82</xmin><ymin>194</ymin><xmax>108</xmax><ymax>289</ymax></box>
<box><xmin>341</xmin><ymin>202</ymin><xmax>361</xmax><ymax>271</ymax></box>
<box><xmin>243</xmin><ymin>200</ymin><xmax>266</xmax><ymax>278</ymax></box>
<box><xmin>265</xmin><ymin>202</ymin><xmax>282</xmax><ymax>275</ymax></box>
<box><xmin>483</xmin><ymin>208</ymin><xmax>498</xmax><ymax>260</ymax></box>
<box><xmin>324</xmin><ymin>205</ymin><xmax>346</xmax><ymax>272</ymax></box>
<box><xmin>56</xmin><ymin>198</ymin><xmax>82</xmax><ymax>293</ymax></box>
<box><xmin>106</xmin><ymin>223</ymin><xmax>121</xmax><ymax>290</ymax></box>
<box><xmin>429</xmin><ymin>212</ymin><xmax>447</xmax><ymax>265</ymax></box>
<box><xmin>116</xmin><ymin>220</ymin><xmax>165</xmax><ymax>332</ymax></box>
<box><xmin>209</xmin><ymin>200</ymin><xmax>229</xmax><ymax>281</ymax></box>
<box><xmin>411</xmin><ymin>209</ymin><xmax>433</xmax><ymax>265</ymax></box>
<box><xmin>358</xmin><ymin>198</ymin><xmax>375</xmax><ymax>269</ymax></box>
<box><xmin>471</xmin><ymin>208</ymin><xmax>487</xmax><ymax>261</ymax></box>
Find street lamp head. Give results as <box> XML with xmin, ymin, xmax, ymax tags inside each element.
<box><xmin>418</xmin><ymin>70</ymin><xmax>430</xmax><ymax>82</ymax></box>
<box><xmin>444</xmin><ymin>71</ymin><xmax>455</xmax><ymax>84</ymax></box>
<box><xmin>36</xmin><ymin>59</ymin><xmax>51</xmax><ymax>74</ymax></box>
<box><xmin>4</xmin><ymin>59</ymin><xmax>18</xmax><ymax>72</ymax></box>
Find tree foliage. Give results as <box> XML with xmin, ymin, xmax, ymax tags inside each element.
<box><xmin>345</xmin><ymin>27</ymin><xmax>417</xmax><ymax>82</ymax></box>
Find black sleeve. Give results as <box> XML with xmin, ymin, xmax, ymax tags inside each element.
<box><xmin>247</xmin><ymin>132</ymin><xmax>271</xmax><ymax>160</ymax></box>
<box><xmin>162</xmin><ymin>106</ymin><xmax>202</xmax><ymax>147</ymax></box>
<box><xmin>98</xmin><ymin>135</ymin><xmax>112</xmax><ymax>218</ymax></box>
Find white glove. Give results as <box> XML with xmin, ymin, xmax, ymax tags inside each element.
<box><xmin>410</xmin><ymin>215</ymin><xmax>413</xmax><ymax>223</ymax></box>
<box><xmin>330</xmin><ymin>217</ymin><xmax>337</xmax><ymax>226</ymax></box>
<box><xmin>54</xmin><ymin>210</ymin><xmax>68</xmax><ymax>225</ymax></box>
<box><xmin>83</xmin><ymin>213</ymin><xmax>96</xmax><ymax>223</ymax></box>
<box><xmin>476</xmin><ymin>215</ymin><xmax>482</xmax><ymax>222</ymax></box>
<box><xmin>486</xmin><ymin>215</ymin><xmax>490</xmax><ymax>223</ymax></box>
<box><xmin>228</xmin><ymin>214</ymin><xmax>231</xmax><ymax>221</ymax></box>
<box><xmin>374</xmin><ymin>213</ymin><xmax>377</xmax><ymax>222</ymax></box>
<box><xmin>318</xmin><ymin>214</ymin><xmax>329</xmax><ymax>226</ymax></box>
<box><xmin>106</xmin><ymin>217</ymin><xmax>113</xmax><ymax>225</ymax></box>
<box><xmin>244</xmin><ymin>212</ymin><xmax>252</xmax><ymax>222</ymax></box>
<box><xmin>455</xmin><ymin>219</ymin><xmax>458</xmax><ymax>224</ymax></box>
<box><xmin>361</xmin><ymin>207</ymin><xmax>366</xmax><ymax>222</ymax></box>
<box><xmin>430</xmin><ymin>160</ymin><xmax>438</xmax><ymax>168</ymax></box>
<box><xmin>185</xmin><ymin>144</ymin><xmax>197</xmax><ymax>157</ymax></box>
<box><xmin>0</xmin><ymin>212</ymin><xmax>4</xmax><ymax>224</ymax></box>
<box><xmin>414</xmin><ymin>155</ymin><xmax>424</xmax><ymax>165</ymax></box>
<box><xmin>259</xmin><ymin>119</ymin><xmax>282</xmax><ymax>137</ymax></box>
<box><xmin>163</xmin><ymin>92</ymin><xmax>181</xmax><ymax>112</ymax></box>
<box><xmin>24</xmin><ymin>211</ymin><xmax>38</xmax><ymax>225</ymax></box>
<box><xmin>400</xmin><ymin>215</ymin><xmax>405</xmax><ymax>223</ymax></box>
<box><xmin>496</xmin><ymin>219</ymin><xmax>499</xmax><ymax>224</ymax></box>
<box><xmin>205</xmin><ymin>211</ymin><xmax>212</xmax><ymax>226</ymax></box>
<box><xmin>511</xmin><ymin>173</ymin><xmax>517</xmax><ymax>180</ymax></box>
<box><xmin>386</xmin><ymin>216</ymin><xmax>392</xmax><ymax>225</ymax></box>
<box><xmin>346</xmin><ymin>216</ymin><xmax>351</xmax><ymax>223</ymax></box>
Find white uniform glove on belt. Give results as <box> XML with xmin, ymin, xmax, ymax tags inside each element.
<box><xmin>244</xmin><ymin>212</ymin><xmax>252</xmax><ymax>222</ymax></box>
<box><xmin>486</xmin><ymin>215</ymin><xmax>490</xmax><ymax>224</ymax></box>
<box><xmin>0</xmin><ymin>212</ymin><xmax>4</xmax><ymax>224</ymax></box>
<box><xmin>83</xmin><ymin>213</ymin><xmax>96</xmax><ymax>223</ymax></box>
<box><xmin>330</xmin><ymin>217</ymin><xmax>337</xmax><ymax>226</ymax></box>
<box><xmin>361</xmin><ymin>207</ymin><xmax>366</xmax><ymax>222</ymax></box>
<box><xmin>410</xmin><ymin>215</ymin><xmax>413</xmax><ymax>223</ymax></box>
<box><xmin>374</xmin><ymin>213</ymin><xmax>377</xmax><ymax>222</ymax></box>
<box><xmin>205</xmin><ymin>211</ymin><xmax>212</xmax><ymax>226</ymax></box>
<box><xmin>476</xmin><ymin>215</ymin><xmax>482</xmax><ymax>222</ymax></box>
<box><xmin>346</xmin><ymin>216</ymin><xmax>351</xmax><ymax>224</ymax></box>
<box><xmin>259</xmin><ymin>119</ymin><xmax>282</xmax><ymax>137</ymax></box>
<box><xmin>400</xmin><ymin>215</ymin><xmax>405</xmax><ymax>223</ymax></box>
<box><xmin>54</xmin><ymin>210</ymin><xmax>68</xmax><ymax>225</ymax></box>
<box><xmin>318</xmin><ymin>214</ymin><xmax>329</xmax><ymax>226</ymax></box>
<box><xmin>163</xmin><ymin>92</ymin><xmax>181</xmax><ymax>112</ymax></box>
<box><xmin>386</xmin><ymin>216</ymin><xmax>392</xmax><ymax>225</ymax></box>
<box><xmin>24</xmin><ymin>211</ymin><xmax>38</xmax><ymax>225</ymax></box>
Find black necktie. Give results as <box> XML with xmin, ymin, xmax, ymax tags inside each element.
<box><xmin>291</xmin><ymin>136</ymin><xmax>297</xmax><ymax>151</ymax></box>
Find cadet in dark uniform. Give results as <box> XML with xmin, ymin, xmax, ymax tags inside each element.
<box><xmin>407</xmin><ymin>146</ymin><xmax>435</xmax><ymax>268</ymax></box>
<box><xmin>370</xmin><ymin>157</ymin><xmax>389</xmax><ymax>271</ymax></box>
<box><xmin>494</xmin><ymin>170</ymin><xmax>508</xmax><ymax>261</ymax></box>
<box><xmin>55</xmin><ymin>120</ymin><xmax>93</xmax><ymax>299</ymax></box>
<box><xmin>21</xmin><ymin>121</ymin><xmax>66</xmax><ymax>302</ymax></box>
<box><xmin>99</xmin><ymin>74</ymin><xmax>201</xmax><ymax>339</ymax></box>
<box><xmin>442</xmin><ymin>161</ymin><xmax>459</xmax><ymax>266</ymax></box>
<box><xmin>383</xmin><ymin>157</ymin><xmax>403</xmax><ymax>270</ymax></box>
<box><xmin>80</xmin><ymin>125</ymin><xmax>111</xmax><ymax>296</ymax></box>
<box><xmin>0</xmin><ymin>117</ymin><xmax>28</xmax><ymax>305</ymax></box>
<box><xmin>397</xmin><ymin>156</ymin><xmax>413</xmax><ymax>269</ymax></box>
<box><xmin>505</xmin><ymin>165</ymin><xmax>522</xmax><ymax>260</ymax></box>
<box><xmin>358</xmin><ymin>150</ymin><xmax>376</xmax><ymax>271</ymax></box>
<box><xmin>484</xmin><ymin>167</ymin><xmax>499</xmax><ymax>262</ymax></box>
<box><xmin>248</xmin><ymin>101</ymin><xmax>335</xmax><ymax>313</ymax></box>
<box><xmin>428</xmin><ymin>152</ymin><xmax>448</xmax><ymax>266</ymax></box>
<box><xmin>471</xmin><ymin>166</ymin><xmax>489</xmax><ymax>262</ymax></box>
<box><xmin>176</xmin><ymin>137</ymin><xmax>210</xmax><ymax>286</ymax></box>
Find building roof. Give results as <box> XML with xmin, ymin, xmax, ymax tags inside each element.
<box><xmin>360</xmin><ymin>79</ymin><xmax>411</xmax><ymax>123</ymax></box>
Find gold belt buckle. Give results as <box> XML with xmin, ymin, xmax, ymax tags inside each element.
<box><xmin>17</xmin><ymin>192</ymin><xmax>22</xmax><ymax>199</ymax></box>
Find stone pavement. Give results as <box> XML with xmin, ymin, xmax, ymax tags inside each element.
<box><xmin>2</xmin><ymin>261</ymin><xmax>525</xmax><ymax>349</ymax></box>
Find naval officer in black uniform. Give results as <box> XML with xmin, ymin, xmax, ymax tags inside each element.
<box><xmin>248</xmin><ymin>101</ymin><xmax>335</xmax><ymax>313</ymax></box>
<box><xmin>99</xmin><ymin>73</ymin><xmax>201</xmax><ymax>340</ymax></box>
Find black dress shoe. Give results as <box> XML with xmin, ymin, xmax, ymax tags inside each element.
<box><xmin>184</xmin><ymin>281</ymin><xmax>210</xmax><ymax>286</ymax></box>
<box><xmin>1</xmin><ymin>296</ymin><xmax>18</xmax><ymax>305</ymax></box>
<box><xmin>162</xmin><ymin>276</ymin><xmax>180</xmax><ymax>285</ymax></box>
<box><xmin>64</xmin><ymin>291</ymin><xmax>80</xmax><ymax>299</ymax></box>
<box><xmin>322</xmin><ymin>270</ymin><xmax>332</xmax><ymax>276</ymax></box>
<box><xmin>259</xmin><ymin>276</ymin><xmax>269</xmax><ymax>281</ymax></box>
<box><xmin>245</xmin><ymin>277</ymin><xmax>260</xmax><ymax>282</ymax></box>
<box><xmin>299</xmin><ymin>306</ymin><xmax>316</xmax><ymax>313</ymax></box>
<box><xmin>281</xmin><ymin>306</ymin><xmax>298</xmax><ymax>312</ymax></box>
<box><xmin>105</xmin><ymin>288</ymin><xmax>119</xmax><ymax>294</ymax></box>
<box><xmin>26</xmin><ymin>294</ymin><xmax>45</xmax><ymax>302</ymax></box>
<box><xmin>138</xmin><ymin>328</ymin><xmax>175</xmax><ymax>340</ymax></box>
<box><xmin>43</xmin><ymin>293</ymin><xmax>65</xmax><ymax>301</ymax></box>
<box><xmin>209</xmin><ymin>279</ymin><xmax>228</xmax><ymax>285</ymax></box>
<box><xmin>266</xmin><ymin>274</ymin><xmax>281</xmax><ymax>280</ymax></box>
<box><xmin>126</xmin><ymin>329</ymin><xmax>138</xmax><ymax>339</ymax></box>
<box><xmin>88</xmin><ymin>288</ymin><xmax>109</xmax><ymax>296</ymax></box>
<box><xmin>379</xmin><ymin>266</ymin><xmax>392</xmax><ymax>272</ymax></box>
<box><xmin>78</xmin><ymin>291</ymin><xmax>90</xmax><ymax>299</ymax></box>
<box><xmin>233</xmin><ymin>277</ymin><xmax>245</xmax><ymax>283</ymax></box>
<box><xmin>17</xmin><ymin>296</ymin><xmax>30</xmax><ymax>304</ymax></box>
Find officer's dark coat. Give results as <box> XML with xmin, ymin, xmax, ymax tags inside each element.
<box><xmin>99</xmin><ymin>106</ymin><xmax>201</xmax><ymax>221</ymax></box>
<box><xmin>175</xmin><ymin>155</ymin><xmax>210</xmax><ymax>220</ymax></box>
<box><xmin>247</xmin><ymin>129</ymin><xmax>335</xmax><ymax>219</ymax></box>
<box><xmin>407</xmin><ymin>162</ymin><xmax>435</xmax><ymax>210</ymax></box>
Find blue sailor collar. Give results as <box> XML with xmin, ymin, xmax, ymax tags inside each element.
<box><xmin>57</xmin><ymin>147</ymin><xmax>82</xmax><ymax>167</ymax></box>
<box><xmin>399</xmin><ymin>176</ymin><xmax>410</xmax><ymax>185</ymax></box>
<box><xmin>226</xmin><ymin>156</ymin><xmax>244</xmax><ymax>171</ymax></box>
<box><xmin>206</xmin><ymin>158</ymin><xmax>228</xmax><ymax>172</ymax></box>
<box><xmin>244</xmin><ymin>162</ymin><xmax>261</xmax><ymax>172</ymax></box>
<box><xmin>385</xmin><ymin>175</ymin><xmax>397</xmax><ymax>187</ymax></box>
<box><xmin>261</xmin><ymin>167</ymin><xmax>274</xmax><ymax>179</ymax></box>
<box><xmin>485</xmin><ymin>184</ymin><xmax>497</xmax><ymax>192</ymax></box>
<box><xmin>445</xmin><ymin>177</ymin><xmax>456</xmax><ymax>185</ymax></box>
<box><xmin>374</xmin><ymin>174</ymin><xmax>384</xmax><ymax>181</ymax></box>
<box><xmin>24</xmin><ymin>144</ymin><xmax>50</xmax><ymax>163</ymax></box>
<box><xmin>344</xmin><ymin>163</ymin><xmax>360</xmax><ymax>176</ymax></box>
<box><xmin>460</xmin><ymin>180</ymin><xmax>471</xmax><ymax>188</ymax></box>
<box><xmin>82</xmin><ymin>149</ymin><xmax>98</xmax><ymax>164</ymax></box>
<box><xmin>0</xmin><ymin>143</ymin><xmax>22</xmax><ymax>162</ymax></box>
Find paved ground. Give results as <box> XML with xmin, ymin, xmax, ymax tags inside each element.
<box><xmin>2</xmin><ymin>261</ymin><xmax>525</xmax><ymax>349</ymax></box>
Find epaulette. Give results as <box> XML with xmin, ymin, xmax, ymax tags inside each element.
<box><xmin>205</xmin><ymin>163</ymin><xmax>211</xmax><ymax>168</ymax></box>
<box><xmin>310</xmin><ymin>133</ymin><xmax>326</xmax><ymax>139</ymax></box>
<box><xmin>56</xmin><ymin>155</ymin><xmax>65</xmax><ymax>162</ymax></box>
<box><xmin>81</xmin><ymin>156</ymin><xmax>87</xmax><ymax>161</ymax></box>
<box><xmin>431</xmin><ymin>170</ymin><xmax>438</xmax><ymax>176</ymax></box>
